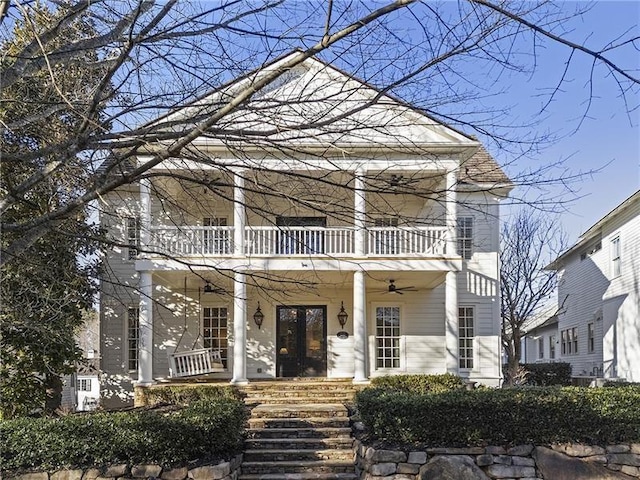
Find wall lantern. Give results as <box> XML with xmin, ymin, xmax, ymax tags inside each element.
<box><xmin>337</xmin><ymin>301</ymin><xmax>348</xmax><ymax>328</ymax></box>
<box><xmin>253</xmin><ymin>302</ymin><xmax>265</xmax><ymax>329</ymax></box>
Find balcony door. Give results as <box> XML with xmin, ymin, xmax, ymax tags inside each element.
<box><xmin>276</xmin><ymin>216</ymin><xmax>326</xmax><ymax>254</ymax></box>
<box><xmin>276</xmin><ymin>306</ymin><xmax>327</xmax><ymax>377</ymax></box>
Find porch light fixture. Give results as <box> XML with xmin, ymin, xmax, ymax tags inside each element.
<box><xmin>337</xmin><ymin>301</ymin><xmax>348</xmax><ymax>328</ymax></box>
<box><xmin>253</xmin><ymin>303</ymin><xmax>265</xmax><ymax>329</ymax></box>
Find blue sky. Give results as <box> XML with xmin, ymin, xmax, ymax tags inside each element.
<box><xmin>498</xmin><ymin>1</ymin><xmax>639</xmax><ymax>244</ymax></box>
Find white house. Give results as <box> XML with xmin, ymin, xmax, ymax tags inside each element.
<box><xmin>98</xmin><ymin>53</ymin><xmax>512</xmax><ymax>407</ymax></box>
<box><xmin>547</xmin><ymin>190</ymin><xmax>640</xmax><ymax>381</ymax></box>
<box><xmin>521</xmin><ymin>311</ymin><xmax>559</xmax><ymax>364</ymax></box>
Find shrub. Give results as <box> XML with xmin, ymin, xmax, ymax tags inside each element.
<box><xmin>520</xmin><ymin>362</ymin><xmax>572</xmax><ymax>386</ymax></box>
<box><xmin>356</xmin><ymin>385</ymin><xmax>640</xmax><ymax>447</ymax></box>
<box><xmin>144</xmin><ymin>385</ymin><xmax>243</xmax><ymax>406</ymax></box>
<box><xmin>370</xmin><ymin>373</ymin><xmax>465</xmax><ymax>394</ymax></box>
<box><xmin>0</xmin><ymin>397</ymin><xmax>248</xmax><ymax>472</ymax></box>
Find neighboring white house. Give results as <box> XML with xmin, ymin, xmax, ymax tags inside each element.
<box><xmin>547</xmin><ymin>190</ymin><xmax>640</xmax><ymax>381</ymax></box>
<box><xmin>98</xmin><ymin>52</ymin><xmax>513</xmax><ymax>407</ymax></box>
<box><xmin>521</xmin><ymin>311</ymin><xmax>559</xmax><ymax>364</ymax></box>
<box><xmin>61</xmin><ymin>311</ymin><xmax>101</xmax><ymax>411</ymax></box>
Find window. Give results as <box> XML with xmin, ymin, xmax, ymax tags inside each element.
<box><xmin>549</xmin><ymin>335</ymin><xmax>556</xmax><ymax>359</ymax></box>
<box><xmin>458</xmin><ymin>307</ymin><xmax>474</xmax><ymax>369</ymax></box>
<box><xmin>373</xmin><ymin>217</ymin><xmax>400</xmax><ymax>254</ymax></box>
<box><xmin>538</xmin><ymin>337</ymin><xmax>544</xmax><ymax>360</ymax></box>
<box><xmin>561</xmin><ymin>327</ymin><xmax>578</xmax><ymax>356</ymax></box>
<box><xmin>611</xmin><ymin>236</ymin><xmax>621</xmax><ymax>277</ymax></box>
<box><xmin>457</xmin><ymin>217</ymin><xmax>473</xmax><ymax>259</ymax></box>
<box><xmin>588</xmin><ymin>322</ymin><xmax>595</xmax><ymax>353</ymax></box>
<box><xmin>126</xmin><ymin>217</ymin><xmax>140</xmax><ymax>260</ymax></box>
<box><xmin>127</xmin><ymin>307</ymin><xmax>140</xmax><ymax>371</ymax></box>
<box><xmin>203</xmin><ymin>307</ymin><xmax>228</xmax><ymax>367</ymax></box>
<box><xmin>375</xmin><ymin>306</ymin><xmax>400</xmax><ymax>369</ymax></box>
<box><xmin>77</xmin><ymin>378</ymin><xmax>92</xmax><ymax>391</ymax></box>
<box><xmin>203</xmin><ymin>217</ymin><xmax>229</xmax><ymax>254</ymax></box>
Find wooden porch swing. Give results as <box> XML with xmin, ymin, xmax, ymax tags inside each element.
<box><xmin>168</xmin><ymin>280</ymin><xmax>226</xmax><ymax>378</ymax></box>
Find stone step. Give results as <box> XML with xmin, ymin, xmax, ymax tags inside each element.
<box><xmin>244</xmin><ymin>449</ymin><xmax>354</xmax><ymax>463</ymax></box>
<box><xmin>238</xmin><ymin>473</ymin><xmax>358</xmax><ymax>480</ymax></box>
<box><xmin>246</xmin><ymin>396</ymin><xmax>353</xmax><ymax>405</ymax></box>
<box><xmin>248</xmin><ymin>416</ymin><xmax>350</xmax><ymax>429</ymax></box>
<box><xmin>249</xmin><ymin>427</ymin><xmax>353</xmax><ymax>439</ymax></box>
<box><xmin>250</xmin><ymin>404</ymin><xmax>348</xmax><ymax>419</ymax></box>
<box><xmin>245</xmin><ymin>437</ymin><xmax>354</xmax><ymax>450</ymax></box>
<box><xmin>244</xmin><ymin>388</ymin><xmax>357</xmax><ymax>395</ymax></box>
<box><xmin>240</xmin><ymin>460</ymin><xmax>356</xmax><ymax>475</ymax></box>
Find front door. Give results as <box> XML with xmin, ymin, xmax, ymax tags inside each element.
<box><xmin>276</xmin><ymin>306</ymin><xmax>327</xmax><ymax>377</ymax></box>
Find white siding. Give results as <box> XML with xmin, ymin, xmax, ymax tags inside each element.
<box><xmin>556</xmin><ymin>194</ymin><xmax>640</xmax><ymax>381</ymax></box>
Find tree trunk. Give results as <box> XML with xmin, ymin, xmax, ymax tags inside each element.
<box><xmin>44</xmin><ymin>374</ymin><xmax>63</xmax><ymax>415</ymax></box>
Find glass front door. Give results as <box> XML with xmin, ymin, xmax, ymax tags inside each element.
<box><xmin>276</xmin><ymin>306</ymin><xmax>327</xmax><ymax>377</ymax></box>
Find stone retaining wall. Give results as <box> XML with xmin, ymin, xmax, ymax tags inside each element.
<box><xmin>354</xmin><ymin>441</ymin><xmax>640</xmax><ymax>479</ymax></box>
<box><xmin>4</xmin><ymin>455</ymin><xmax>243</xmax><ymax>480</ymax></box>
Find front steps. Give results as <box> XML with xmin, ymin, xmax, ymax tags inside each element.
<box><xmin>239</xmin><ymin>381</ymin><xmax>359</xmax><ymax>480</ymax></box>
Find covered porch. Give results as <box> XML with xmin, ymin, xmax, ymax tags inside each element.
<box><xmin>133</xmin><ymin>269</ymin><xmax>461</xmax><ymax>386</ymax></box>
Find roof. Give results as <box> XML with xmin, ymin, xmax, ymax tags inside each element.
<box><xmin>458</xmin><ymin>146</ymin><xmax>512</xmax><ymax>186</ymax></box>
<box><xmin>548</xmin><ymin>189</ymin><xmax>640</xmax><ymax>269</ymax></box>
<box><xmin>111</xmin><ymin>50</ymin><xmax>512</xmax><ymax>186</ymax></box>
<box><xmin>523</xmin><ymin>314</ymin><xmax>558</xmax><ymax>335</ymax></box>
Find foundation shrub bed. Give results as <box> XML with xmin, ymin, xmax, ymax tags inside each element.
<box><xmin>0</xmin><ymin>398</ymin><xmax>248</xmax><ymax>472</ymax></box>
<box><xmin>369</xmin><ymin>373</ymin><xmax>465</xmax><ymax>394</ymax></box>
<box><xmin>356</xmin><ymin>385</ymin><xmax>640</xmax><ymax>447</ymax></box>
<box><xmin>521</xmin><ymin>362</ymin><xmax>572</xmax><ymax>386</ymax></box>
<box><xmin>144</xmin><ymin>385</ymin><xmax>243</xmax><ymax>406</ymax></box>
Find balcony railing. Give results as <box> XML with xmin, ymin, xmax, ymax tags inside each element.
<box><xmin>148</xmin><ymin>225</ymin><xmax>448</xmax><ymax>257</ymax></box>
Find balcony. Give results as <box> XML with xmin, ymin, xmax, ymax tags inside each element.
<box><xmin>148</xmin><ymin>225</ymin><xmax>449</xmax><ymax>258</ymax></box>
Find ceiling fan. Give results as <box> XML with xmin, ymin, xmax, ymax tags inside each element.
<box><xmin>384</xmin><ymin>279</ymin><xmax>417</xmax><ymax>295</ymax></box>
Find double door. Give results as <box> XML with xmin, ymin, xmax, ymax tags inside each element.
<box><xmin>276</xmin><ymin>306</ymin><xmax>327</xmax><ymax>377</ymax></box>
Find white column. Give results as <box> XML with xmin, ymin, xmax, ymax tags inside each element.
<box><xmin>445</xmin><ymin>169</ymin><xmax>457</xmax><ymax>255</ymax></box>
<box><xmin>139</xmin><ymin>178</ymin><xmax>151</xmax><ymax>257</ymax></box>
<box><xmin>233</xmin><ymin>170</ymin><xmax>245</xmax><ymax>257</ymax></box>
<box><xmin>445</xmin><ymin>271</ymin><xmax>459</xmax><ymax>374</ymax></box>
<box><xmin>231</xmin><ymin>271</ymin><xmax>248</xmax><ymax>384</ymax></box>
<box><xmin>137</xmin><ymin>271</ymin><xmax>154</xmax><ymax>385</ymax></box>
<box><xmin>353</xmin><ymin>270</ymin><xmax>368</xmax><ymax>383</ymax></box>
<box><xmin>354</xmin><ymin>169</ymin><xmax>366</xmax><ymax>256</ymax></box>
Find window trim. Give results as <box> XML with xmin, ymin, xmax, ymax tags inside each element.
<box><xmin>126</xmin><ymin>306</ymin><xmax>140</xmax><ymax>372</ymax></box>
<box><xmin>457</xmin><ymin>217</ymin><xmax>474</xmax><ymax>260</ymax></box>
<box><xmin>458</xmin><ymin>305</ymin><xmax>475</xmax><ymax>370</ymax></box>
<box><xmin>126</xmin><ymin>216</ymin><xmax>140</xmax><ymax>261</ymax></box>
<box><xmin>202</xmin><ymin>305</ymin><xmax>229</xmax><ymax>368</ymax></box>
<box><xmin>611</xmin><ymin>236</ymin><xmax>621</xmax><ymax>277</ymax></box>
<box><xmin>373</xmin><ymin>303</ymin><xmax>402</xmax><ymax>371</ymax></box>
<box><xmin>77</xmin><ymin>378</ymin><xmax>92</xmax><ymax>392</ymax></box>
<box><xmin>537</xmin><ymin>337</ymin><xmax>544</xmax><ymax>360</ymax></box>
<box><xmin>561</xmin><ymin>327</ymin><xmax>578</xmax><ymax>356</ymax></box>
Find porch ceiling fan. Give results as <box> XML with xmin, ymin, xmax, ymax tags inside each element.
<box><xmin>384</xmin><ymin>279</ymin><xmax>417</xmax><ymax>295</ymax></box>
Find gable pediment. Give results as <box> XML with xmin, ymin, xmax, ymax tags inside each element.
<box><xmin>155</xmin><ymin>53</ymin><xmax>477</xmax><ymax>151</ymax></box>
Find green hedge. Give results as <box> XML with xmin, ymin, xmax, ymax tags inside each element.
<box><xmin>521</xmin><ymin>362</ymin><xmax>572</xmax><ymax>386</ymax></box>
<box><xmin>0</xmin><ymin>398</ymin><xmax>248</xmax><ymax>472</ymax></box>
<box><xmin>144</xmin><ymin>385</ymin><xmax>243</xmax><ymax>406</ymax></box>
<box><xmin>370</xmin><ymin>373</ymin><xmax>465</xmax><ymax>394</ymax></box>
<box><xmin>356</xmin><ymin>385</ymin><xmax>640</xmax><ymax>447</ymax></box>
